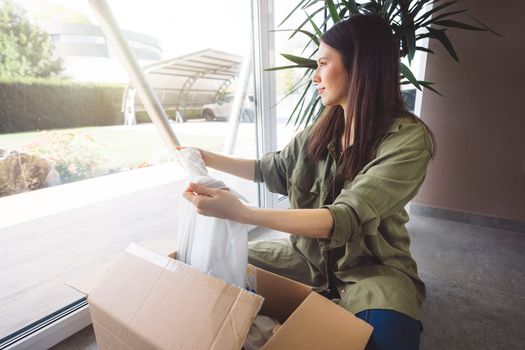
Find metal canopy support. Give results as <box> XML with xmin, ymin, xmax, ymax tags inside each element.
<box><xmin>126</xmin><ymin>49</ymin><xmax>243</xmax><ymax>116</ymax></box>
<box><xmin>175</xmin><ymin>72</ymin><xmax>203</xmax><ymax>120</ymax></box>
<box><xmin>174</xmin><ymin>61</ymin><xmax>240</xmax><ymax>119</ymax></box>
<box><xmin>88</xmin><ymin>0</ymin><xmax>180</xmax><ymax>153</ymax></box>
<box><xmin>214</xmin><ymin>79</ymin><xmax>235</xmax><ymax>102</ymax></box>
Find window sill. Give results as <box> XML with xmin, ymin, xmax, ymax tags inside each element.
<box><xmin>0</xmin><ymin>161</ymin><xmax>261</xmax><ymax>347</ymax></box>
<box><xmin>0</xmin><ymin>162</ymin><xmax>185</xmax><ymax>230</ymax></box>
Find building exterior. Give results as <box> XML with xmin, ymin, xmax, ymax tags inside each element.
<box><xmin>42</xmin><ymin>22</ymin><xmax>162</xmax><ymax>83</ymax></box>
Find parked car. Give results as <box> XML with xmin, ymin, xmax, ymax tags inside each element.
<box><xmin>201</xmin><ymin>94</ymin><xmax>255</xmax><ymax>122</ymax></box>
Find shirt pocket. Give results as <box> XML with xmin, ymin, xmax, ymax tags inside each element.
<box><xmin>288</xmin><ymin>169</ymin><xmax>321</xmax><ymax>208</ymax></box>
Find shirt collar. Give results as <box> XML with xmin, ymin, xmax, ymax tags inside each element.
<box><xmin>325</xmin><ymin>117</ymin><xmax>404</xmax><ymax>156</ymax></box>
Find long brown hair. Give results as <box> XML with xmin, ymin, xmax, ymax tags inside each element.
<box><xmin>307</xmin><ymin>14</ymin><xmax>435</xmax><ymax>181</ymax></box>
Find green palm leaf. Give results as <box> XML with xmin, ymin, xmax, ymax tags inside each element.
<box><xmin>419</xmin><ymin>9</ymin><xmax>467</xmax><ymax>28</ymax></box>
<box><xmin>273</xmin><ymin>28</ymin><xmax>320</xmax><ymax>45</ymax></box>
<box><xmin>270</xmin><ymin>0</ymin><xmax>499</xmax><ymax>129</ymax></box>
<box><xmin>468</xmin><ymin>15</ymin><xmax>502</xmax><ymax>36</ymax></box>
<box><xmin>281</xmin><ymin>54</ymin><xmax>317</xmax><ymax>69</ymax></box>
<box><xmin>400</xmin><ymin>62</ymin><xmax>421</xmax><ymax>90</ymax></box>
<box><xmin>414</xmin><ymin>0</ymin><xmax>458</xmax><ymax>26</ymax></box>
<box><xmin>427</xmin><ymin>27</ymin><xmax>459</xmax><ymax>61</ymax></box>
<box><xmin>433</xmin><ymin>19</ymin><xmax>486</xmax><ymax>31</ymax></box>
<box><xmin>264</xmin><ymin>65</ymin><xmax>307</xmax><ymax>72</ymax></box>
<box><xmin>278</xmin><ymin>0</ymin><xmax>310</xmax><ymax>27</ymax></box>
<box><xmin>326</xmin><ymin>0</ymin><xmax>342</xmax><ymax>23</ymax></box>
<box><xmin>288</xmin><ymin>6</ymin><xmax>326</xmax><ymax>40</ymax></box>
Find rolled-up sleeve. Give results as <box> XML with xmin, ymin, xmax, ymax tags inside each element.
<box><xmin>254</xmin><ymin>127</ymin><xmax>310</xmax><ymax>196</ymax></box>
<box><xmin>254</xmin><ymin>152</ymin><xmax>289</xmax><ymax>195</ymax></box>
<box><xmin>321</xmin><ymin>146</ymin><xmax>432</xmax><ymax>249</ymax></box>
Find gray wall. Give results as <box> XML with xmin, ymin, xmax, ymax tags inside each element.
<box><xmin>413</xmin><ymin>0</ymin><xmax>525</xmax><ymax>222</ymax></box>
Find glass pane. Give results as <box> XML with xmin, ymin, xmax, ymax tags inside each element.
<box><xmin>272</xmin><ymin>1</ymin><xmax>428</xmax><ymax>148</ymax></box>
<box><xmin>273</xmin><ymin>1</ymin><xmax>313</xmax><ymax>150</ymax></box>
<box><xmin>0</xmin><ymin>0</ymin><xmax>257</xmax><ymax>343</ymax></box>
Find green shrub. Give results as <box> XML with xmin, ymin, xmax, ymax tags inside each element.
<box><xmin>23</xmin><ymin>130</ymin><xmax>105</xmax><ymax>183</ymax></box>
<box><xmin>0</xmin><ymin>78</ymin><xmax>125</xmax><ymax>133</ymax></box>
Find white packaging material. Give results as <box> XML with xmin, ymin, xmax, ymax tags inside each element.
<box><xmin>176</xmin><ymin>147</ymin><xmax>248</xmax><ymax>287</ymax></box>
<box><xmin>244</xmin><ymin>315</ymin><xmax>281</xmax><ymax>350</ymax></box>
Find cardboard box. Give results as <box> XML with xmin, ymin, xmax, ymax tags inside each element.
<box><xmin>68</xmin><ymin>241</ymin><xmax>373</xmax><ymax>350</ymax></box>
<box><xmin>246</xmin><ymin>265</ymin><xmax>373</xmax><ymax>350</ymax></box>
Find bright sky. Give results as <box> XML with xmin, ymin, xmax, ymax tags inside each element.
<box><xmin>19</xmin><ymin>0</ymin><xmax>253</xmax><ymax>58</ymax></box>
<box><xmin>107</xmin><ymin>0</ymin><xmax>253</xmax><ymax>57</ymax></box>
<box><xmin>16</xmin><ymin>0</ymin><xmax>424</xmax><ymax>82</ymax></box>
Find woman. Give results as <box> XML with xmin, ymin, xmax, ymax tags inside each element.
<box><xmin>183</xmin><ymin>14</ymin><xmax>435</xmax><ymax>350</ymax></box>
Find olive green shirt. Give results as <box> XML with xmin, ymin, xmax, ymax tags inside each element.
<box><xmin>254</xmin><ymin>116</ymin><xmax>432</xmax><ymax>320</ymax></box>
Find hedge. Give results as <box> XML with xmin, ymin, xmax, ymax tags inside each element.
<box><xmin>0</xmin><ymin>77</ymin><xmax>126</xmax><ymax>133</ymax></box>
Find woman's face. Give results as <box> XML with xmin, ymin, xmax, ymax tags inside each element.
<box><xmin>312</xmin><ymin>42</ymin><xmax>350</xmax><ymax>108</ymax></box>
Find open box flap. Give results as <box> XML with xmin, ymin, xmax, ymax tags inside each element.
<box><xmin>65</xmin><ymin>239</ymin><xmax>178</xmax><ymax>296</ymax></box>
<box><xmin>66</xmin><ymin>259</ymin><xmax>115</xmax><ymax>296</ymax></box>
<box><xmin>87</xmin><ymin>244</ymin><xmax>264</xmax><ymax>349</ymax></box>
<box><xmin>247</xmin><ymin>264</ymin><xmax>313</xmax><ymax>324</ymax></box>
<box><xmin>262</xmin><ymin>292</ymin><xmax>373</xmax><ymax>350</ymax></box>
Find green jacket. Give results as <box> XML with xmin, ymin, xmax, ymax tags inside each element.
<box><xmin>254</xmin><ymin>116</ymin><xmax>432</xmax><ymax>320</ymax></box>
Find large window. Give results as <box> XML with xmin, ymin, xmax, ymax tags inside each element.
<box><xmin>0</xmin><ymin>0</ymin><xmax>258</xmax><ymax>346</ymax></box>
<box><xmin>271</xmin><ymin>1</ymin><xmax>428</xmax><ymax>149</ymax></box>
<box><xmin>1</xmin><ymin>0</ymin><xmax>435</xmax><ymax>346</ymax></box>
<box><xmin>273</xmin><ymin>1</ymin><xmax>312</xmax><ymax>151</ymax></box>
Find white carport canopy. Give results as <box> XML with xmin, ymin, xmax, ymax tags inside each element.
<box><xmin>122</xmin><ymin>49</ymin><xmax>243</xmax><ymax>122</ymax></box>
<box><xmin>89</xmin><ymin>0</ymin><xmax>253</xmax><ymax>154</ymax></box>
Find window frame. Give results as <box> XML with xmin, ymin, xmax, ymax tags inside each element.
<box><xmin>252</xmin><ymin>0</ymin><xmax>290</xmax><ymax>209</ymax></box>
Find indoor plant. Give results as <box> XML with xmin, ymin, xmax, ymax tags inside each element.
<box><xmin>270</xmin><ymin>0</ymin><xmax>499</xmax><ymax>128</ymax></box>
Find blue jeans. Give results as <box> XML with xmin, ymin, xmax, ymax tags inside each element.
<box><xmin>355</xmin><ymin>309</ymin><xmax>422</xmax><ymax>350</ymax></box>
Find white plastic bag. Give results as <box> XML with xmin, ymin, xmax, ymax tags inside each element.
<box><xmin>176</xmin><ymin>147</ymin><xmax>248</xmax><ymax>287</ymax></box>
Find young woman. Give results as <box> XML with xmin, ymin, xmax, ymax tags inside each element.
<box><xmin>182</xmin><ymin>14</ymin><xmax>435</xmax><ymax>350</ymax></box>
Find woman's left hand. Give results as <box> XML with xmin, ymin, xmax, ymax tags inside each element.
<box><xmin>182</xmin><ymin>182</ymin><xmax>249</xmax><ymax>222</ymax></box>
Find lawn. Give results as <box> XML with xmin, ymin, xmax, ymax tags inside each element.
<box><xmin>0</xmin><ymin>122</ymin><xmax>258</xmax><ymax>174</ymax></box>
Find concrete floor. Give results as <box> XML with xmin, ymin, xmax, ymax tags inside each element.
<box><xmin>51</xmin><ymin>213</ymin><xmax>525</xmax><ymax>350</ymax></box>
